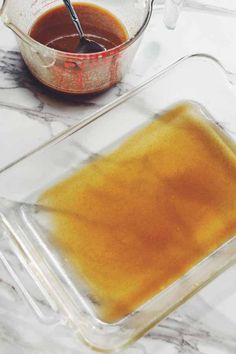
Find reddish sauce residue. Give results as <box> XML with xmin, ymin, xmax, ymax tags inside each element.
<box><xmin>40</xmin><ymin>103</ymin><xmax>236</xmax><ymax>322</ymax></box>
<box><xmin>30</xmin><ymin>3</ymin><xmax>128</xmax><ymax>52</ymax></box>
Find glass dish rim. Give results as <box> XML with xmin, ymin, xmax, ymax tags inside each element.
<box><xmin>0</xmin><ymin>53</ymin><xmax>232</xmax><ymax>174</ymax></box>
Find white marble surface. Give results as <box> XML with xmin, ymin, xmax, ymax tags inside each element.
<box><xmin>0</xmin><ymin>5</ymin><xmax>236</xmax><ymax>354</ymax></box>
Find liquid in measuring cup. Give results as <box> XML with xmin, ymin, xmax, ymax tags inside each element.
<box><xmin>30</xmin><ymin>3</ymin><xmax>128</xmax><ymax>52</ymax></box>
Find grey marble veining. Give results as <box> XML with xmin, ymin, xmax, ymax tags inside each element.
<box><xmin>0</xmin><ymin>7</ymin><xmax>236</xmax><ymax>354</ymax></box>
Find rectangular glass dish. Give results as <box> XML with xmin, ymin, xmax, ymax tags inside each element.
<box><xmin>0</xmin><ymin>54</ymin><xmax>236</xmax><ymax>352</ymax></box>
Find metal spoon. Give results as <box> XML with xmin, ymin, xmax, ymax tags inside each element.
<box><xmin>63</xmin><ymin>0</ymin><xmax>106</xmax><ymax>54</ymax></box>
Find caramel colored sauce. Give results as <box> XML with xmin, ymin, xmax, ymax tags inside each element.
<box><xmin>30</xmin><ymin>3</ymin><xmax>128</xmax><ymax>52</ymax></box>
<box><xmin>40</xmin><ymin>103</ymin><xmax>236</xmax><ymax>322</ymax></box>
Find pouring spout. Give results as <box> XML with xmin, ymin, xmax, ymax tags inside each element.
<box><xmin>0</xmin><ymin>0</ymin><xmax>34</xmax><ymax>48</ymax></box>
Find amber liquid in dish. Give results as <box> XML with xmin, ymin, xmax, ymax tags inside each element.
<box><xmin>40</xmin><ymin>103</ymin><xmax>236</xmax><ymax>323</ymax></box>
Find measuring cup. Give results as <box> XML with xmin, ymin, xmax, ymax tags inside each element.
<box><xmin>0</xmin><ymin>0</ymin><xmax>154</xmax><ymax>94</ymax></box>
<box><xmin>1</xmin><ymin>0</ymin><xmax>236</xmax><ymax>95</ymax></box>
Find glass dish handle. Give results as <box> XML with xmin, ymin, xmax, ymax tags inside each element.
<box><xmin>0</xmin><ymin>229</ymin><xmax>61</xmax><ymax>325</ymax></box>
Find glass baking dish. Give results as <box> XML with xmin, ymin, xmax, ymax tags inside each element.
<box><xmin>0</xmin><ymin>54</ymin><xmax>236</xmax><ymax>353</ymax></box>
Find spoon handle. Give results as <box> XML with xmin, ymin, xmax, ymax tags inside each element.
<box><xmin>62</xmin><ymin>0</ymin><xmax>84</xmax><ymax>38</ymax></box>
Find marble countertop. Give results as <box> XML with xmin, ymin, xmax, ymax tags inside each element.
<box><xmin>0</xmin><ymin>6</ymin><xmax>236</xmax><ymax>354</ymax></box>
